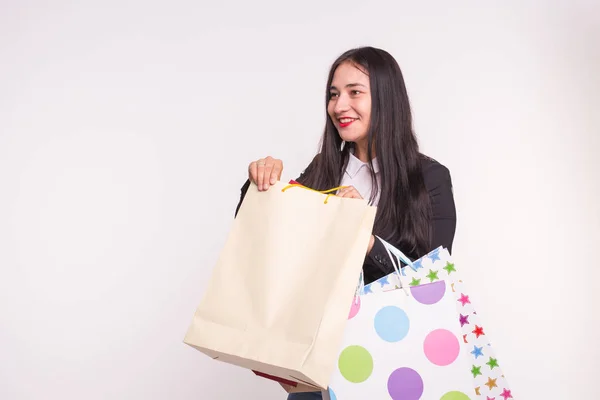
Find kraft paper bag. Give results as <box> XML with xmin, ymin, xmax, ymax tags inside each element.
<box><xmin>324</xmin><ymin>245</ymin><xmax>514</xmax><ymax>400</ymax></box>
<box><xmin>184</xmin><ymin>180</ymin><xmax>377</xmax><ymax>390</ymax></box>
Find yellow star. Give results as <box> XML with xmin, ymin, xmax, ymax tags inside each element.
<box><xmin>475</xmin><ymin>387</ymin><xmax>481</xmax><ymax>396</ymax></box>
<box><xmin>485</xmin><ymin>377</ymin><xmax>498</xmax><ymax>390</ymax></box>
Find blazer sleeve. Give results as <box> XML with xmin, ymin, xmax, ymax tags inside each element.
<box><xmin>423</xmin><ymin>160</ymin><xmax>457</xmax><ymax>253</ymax></box>
<box><xmin>234</xmin><ymin>179</ymin><xmax>251</xmax><ymax>218</ymax></box>
<box><xmin>362</xmin><ymin>159</ymin><xmax>457</xmax><ymax>284</ymax></box>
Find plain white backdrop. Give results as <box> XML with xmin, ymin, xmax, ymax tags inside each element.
<box><xmin>1</xmin><ymin>1</ymin><xmax>599</xmax><ymax>399</ymax></box>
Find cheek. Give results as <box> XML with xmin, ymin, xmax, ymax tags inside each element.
<box><xmin>359</xmin><ymin>101</ymin><xmax>371</xmax><ymax>122</ymax></box>
<box><xmin>327</xmin><ymin>102</ymin><xmax>336</xmax><ymax>120</ymax></box>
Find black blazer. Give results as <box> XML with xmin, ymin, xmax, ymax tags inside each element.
<box><xmin>234</xmin><ymin>155</ymin><xmax>456</xmax><ymax>285</ymax></box>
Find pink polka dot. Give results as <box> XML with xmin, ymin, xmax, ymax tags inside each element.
<box><xmin>348</xmin><ymin>296</ymin><xmax>360</xmax><ymax>319</ymax></box>
<box><xmin>423</xmin><ymin>329</ymin><xmax>460</xmax><ymax>366</ymax></box>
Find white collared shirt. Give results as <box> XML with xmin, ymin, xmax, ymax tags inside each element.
<box><xmin>339</xmin><ymin>151</ymin><xmax>381</xmax><ymax>206</ymax></box>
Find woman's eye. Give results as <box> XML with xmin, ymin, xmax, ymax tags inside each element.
<box><xmin>329</xmin><ymin>93</ymin><xmax>339</xmax><ymax>99</ymax></box>
<box><xmin>351</xmin><ymin>90</ymin><xmax>361</xmax><ymax>95</ymax></box>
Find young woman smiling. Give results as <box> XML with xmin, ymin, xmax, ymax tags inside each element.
<box><xmin>236</xmin><ymin>46</ymin><xmax>457</xmax><ymax>399</ymax></box>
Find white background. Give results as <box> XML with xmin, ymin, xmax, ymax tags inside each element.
<box><xmin>1</xmin><ymin>1</ymin><xmax>599</xmax><ymax>399</ymax></box>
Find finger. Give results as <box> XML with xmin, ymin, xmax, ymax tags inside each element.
<box><xmin>263</xmin><ymin>164</ymin><xmax>274</xmax><ymax>190</ymax></box>
<box><xmin>337</xmin><ymin>188</ymin><xmax>349</xmax><ymax>197</ymax></box>
<box><xmin>270</xmin><ymin>163</ymin><xmax>282</xmax><ymax>184</ymax></box>
<box><xmin>350</xmin><ymin>188</ymin><xmax>362</xmax><ymax>199</ymax></box>
<box><xmin>248</xmin><ymin>162</ymin><xmax>258</xmax><ymax>184</ymax></box>
<box><xmin>256</xmin><ymin>160</ymin><xmax>266</xmax><ymax>190</ymax></box>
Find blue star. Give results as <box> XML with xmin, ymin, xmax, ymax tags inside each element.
<box><xmin>379</xmin><ymin>275</ymin><xmax>389</xmax><ymax>286</ymax></box>
<box><xmin>412</xmin><ymin>259</ymin><xmax>423</xmax><ymax>270</ymax></box>
<box><xmin>471</xmin><ymin>345</ymin><xmax>484</xmax><ymax>359</ymax></box>
<box><xmin>428</xmin><ymin>248</ymin><xmax>441</xmax><ymax>262</ymax></box>
<box><xmin>362</xmin><ymin>285</ymin><xmax>373</xmax><ymax>294</ymax></box>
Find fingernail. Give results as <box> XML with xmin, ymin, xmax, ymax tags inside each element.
<box><xmin>270</xmin><ymin>178</ymin><xmax>276</xmax><ymax>184</ymax></box>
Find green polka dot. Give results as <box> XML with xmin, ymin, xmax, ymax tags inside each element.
<box><xmin>440</xmin><ymin>391</ymin><xmax>471</xmax><ymax>400</ymax></box>
<box><xmin>338</xmin><ymin>345</ymin><xmax>373</xmax><ymax>383</ymax></box>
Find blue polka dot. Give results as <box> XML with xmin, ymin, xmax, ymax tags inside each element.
<box><xmin>374</xmin><ymin>306</ymin><xmax>410</xmax><ymax>342</ymax></box>
<box><xmin>328</xmin><ymin>387</ymin><xmax>337</xmax><ymax>400</ymax></box>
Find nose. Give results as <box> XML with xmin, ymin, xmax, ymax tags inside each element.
<box><xmin>333</xmin><ymin>93</ymin><xmax>350</xmax><ymax>115</ymax></box>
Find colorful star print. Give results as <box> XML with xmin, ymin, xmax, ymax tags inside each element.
<box><xmin>458</xmin><ymin>293</ymin><xmax>471</xmax><ymax>306</ymax></box>
<box><xmin>485</xmin><ymin>377</ymin><xmax>498</xmax><ymax>390</ymax></box>
<box><xmin>409</xmin><ymin>277</ymin><xmax>421</xmax><ymax>286</ymax></box>
<box><xmin>428</xmin><ymin>248</ymin><xmax>441</xmax><ymax>261</ymax></box>
<box><xmin>472</xmin><ymin>325</ymin><xmax>485</xmax><ymax>338</ymax></box>
<box><xmin>487</xmin><ymin>357</ymin><xmax>499</xmax><ymax>369</ymax></box>
<box><xmin>360</xmin><ymin>248</ymin><xmax>513</xmax><ymax>400</ymax></box>
<box><xmin>426</xmin><ymin>269</ymin><xmax>439</xmax><ymax>282</ymax></box>
<box><xmin>443</xmin><ymin>262</ymin><xmax>456</xmax><ymax>274</ymax></box>
<box><xmin>363</xmin><ymin>285</ymin><xmax>372</xmax><ymax>294</ymax></box>
<box><xmin>471</xmin><ymin>345</ymin><xmax>483</xmax><ymax>359</ymax></box>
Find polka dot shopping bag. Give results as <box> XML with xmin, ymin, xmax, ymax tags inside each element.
<box><xmin>325</xmin><ymin>241</ymin><xmax>514</xmax><ymax>400</ymax></box>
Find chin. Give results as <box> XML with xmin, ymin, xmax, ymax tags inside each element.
<box><xmin>339</xmin><ymin>131</ymin><xmax>367</xmax><ymax>143</ymax></box>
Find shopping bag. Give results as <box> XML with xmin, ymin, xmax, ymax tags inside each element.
<box><xmin>325</xmin><ymin>243</ymin><xmax>514</xmax><ymax>400</ymax></box>
<box><xmin>183</xmin><ymin>180</ymin><xmax>377</xmax><ymax>390</ymax></box>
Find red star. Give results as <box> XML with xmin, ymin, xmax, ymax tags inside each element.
<box><xmin>463</xmin><ymin>334</ymin><xmax>468</xmax><ymax>343</ymax></box>
<box><xmin>487</xmin><ymin>397</ymin><xmax>496</xmax><ymax>400</ymax></box>
<box><xmin>501</xmin><ymin>389</ymin><xmax>513</xmax><ymax>399</ymax></box>
<box><xmin>472</xmin><ymin>325</ymin><xmax>485</xmax><ymax>338</ymax></box>
<box><xmin>458</xmin><ymin>293</ymin><xmax>471</xmax><ymax>306</ymax></box>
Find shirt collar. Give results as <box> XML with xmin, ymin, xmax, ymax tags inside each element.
<box><xmin>345</xmin><ymin>149</ymin><xmax>380</xmax><ymax>178</ymax></box>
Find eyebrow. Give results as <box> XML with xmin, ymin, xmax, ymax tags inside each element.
<box><xmin>329</xmin><ymin>83</ymin><xmax>368</xmax><ymax>90</ymax></box>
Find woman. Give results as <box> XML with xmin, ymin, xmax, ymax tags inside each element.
<box><xmin>236</xmin><ymin>46</ymin><xmax>456</xmax><ymax>399</ymax></box>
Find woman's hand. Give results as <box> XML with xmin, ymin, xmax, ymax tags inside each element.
<box><xmin>248</xmin><ymin>156</ymin><xmax>283</xmax><ymax>191</ymax></box>
<box><xmin>336</xmin><ymin>186</ymin><xmax>363</xmax><ymax>199</ymax></box>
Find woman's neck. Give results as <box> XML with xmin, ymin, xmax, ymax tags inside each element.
<box><xmin>353</xmin><ymin>141</ymin><xmax>375</xmax><ymax>163</ymax></box>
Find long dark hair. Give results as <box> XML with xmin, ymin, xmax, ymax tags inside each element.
<box><xmin>297</xmin><ymin>46</ymin><xmax>432</xmax><ymax>258</ymax></box>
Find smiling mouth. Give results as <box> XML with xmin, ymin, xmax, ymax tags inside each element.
<box><xmin>338</xmin><ymin>118</ymin><xmax>357</xmax><ymax>127</ymax></box>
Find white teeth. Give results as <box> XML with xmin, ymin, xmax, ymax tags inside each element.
<box><xmin>339</xmin><ymin>118</ymin><xmax>355</xmax><ymax>123</ymax></box>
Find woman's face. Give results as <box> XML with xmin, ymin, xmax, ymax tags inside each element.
<box><xmin>327</xmin><ymin>62</ymin><xmax>372</xmax><ymax>146</ymax></box>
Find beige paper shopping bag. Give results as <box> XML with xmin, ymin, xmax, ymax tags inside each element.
<box><xmin>183</xmin><ymin>180</ymin><xmax>376</xmax><ymax>390</ymax></box>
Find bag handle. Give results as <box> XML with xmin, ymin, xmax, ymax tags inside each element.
<box><xmin>375</xmin><ymin>236</ymin><xmax>417</xmax><ymax>273</ymax></box>
<box><xmin>281</xmin><ymin>183</ymin><xmax>350</xmax><ymax>204</ymax></box>
<box><xmin>357</xmin><ymin>237</ymin><xmax>416</xmax><ymax>297</ymax></box>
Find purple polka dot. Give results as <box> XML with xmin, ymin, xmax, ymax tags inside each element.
<box><xmin>387</xmin><ymin>367</ymin><xmax>424</xmax><ymax>400</ymax></box>
<box><xmin>410</xmin><ymin>280</ymin><xmax>446</xmax><ymax>305</ymax></box>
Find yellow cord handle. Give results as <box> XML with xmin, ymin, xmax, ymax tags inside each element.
<box><xmin>281</xmin><ymin>183</ymin><xmax>349</xmax><ymax>204</ymax></box>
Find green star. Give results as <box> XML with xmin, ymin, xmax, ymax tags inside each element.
<box><xmin>486</xmin><ymin>357</ymin><xmax>499</xmax><ymax>369</ymax></box>
<box><xmin>410</xmin><ymin>278</ymin><xmax>421</xmax><ymax>286</ymax></box>
<box><xmin>471</xmin><ymin>365</ymin><xmax>482</xmax><ymax>378</ymax></box>
<box><xmin>443</xmin><ymin>262</ymin><xmax>456</xmax><ymax>274</ymax></box>
<box><xmin>426</xmin><ymin>269</ymin><xmax>439</xmax><ymax>282</ymax></box>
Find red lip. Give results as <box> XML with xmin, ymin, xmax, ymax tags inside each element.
<box><xmin>339</xmin><ymin>119</ymin><xmax>356</xmax><ymax>128</ymax></box>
